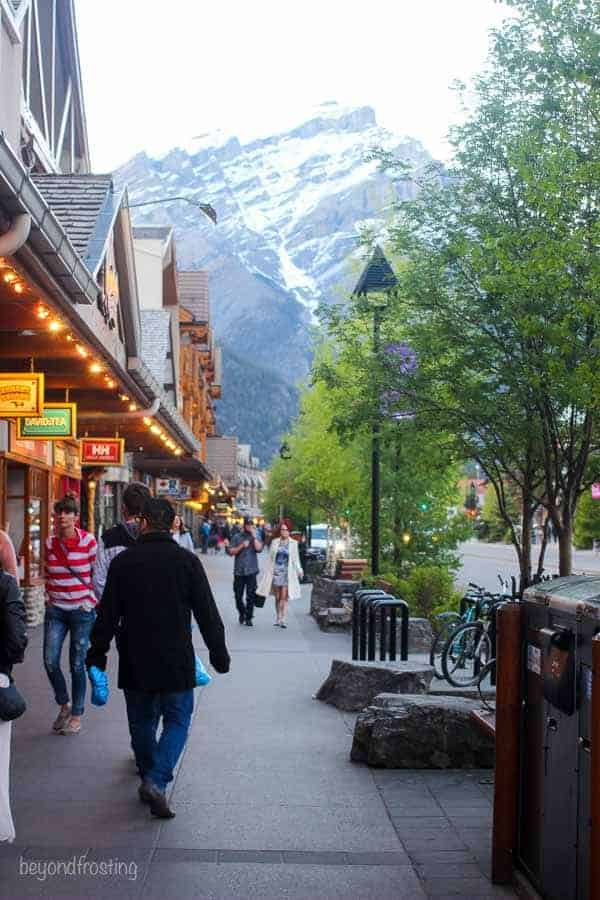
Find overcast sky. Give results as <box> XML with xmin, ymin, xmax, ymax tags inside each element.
<box><xmin>75</xmin><ymin>0</ymin><xmax>509</xmax><ymax>172</ymax></box>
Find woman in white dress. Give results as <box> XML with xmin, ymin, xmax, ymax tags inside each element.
<box><xmin>171</xmin><ymin>515</ymin><xmax>195</xmax><ymax>553</ymax></box>
<box><xmin>0</xmin><ymin>536</ymin><xmax>27</xmax><ymax>843</ymax></box>
<box><xmin>257</xmin><ymin>524</ymin><xmax>303</xmax><ymax>628</ymax></box>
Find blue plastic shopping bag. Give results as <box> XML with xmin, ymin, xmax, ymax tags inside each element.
<box><xmin>195</xmin><ymin>655</ymin><xmax>212</xmax><ymax>687</ymax></box>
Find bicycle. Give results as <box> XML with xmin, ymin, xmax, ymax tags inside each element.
<box><xmin>429</xmin><ymin>582</ymin><xmax>488</xmax><ymax>679</ymax></box>
<box><xmin>441</xmin><ymin>594</ymin><xmax>507</xmax><ymax>688</ymax></box>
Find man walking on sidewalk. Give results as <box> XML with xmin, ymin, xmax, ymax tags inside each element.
<box><xmin>86</xmin><ymin>498</ymin><xmax>230</xmax><ymax>819</ymax></box>
<box><xmin>226</xmin><ymin>516</ymin><xmax>263</xmax><ymax>626</ymax></box>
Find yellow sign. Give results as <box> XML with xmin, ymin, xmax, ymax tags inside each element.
<box><xmin>0</xmin><ymin>373</ymin><xmax>44</xmax><ymax>417</ymax></box>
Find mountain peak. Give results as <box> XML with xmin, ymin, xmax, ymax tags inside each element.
<box><xmin>289</xmin><ymin>103</ymin><xmax>377</xmax><ymax>140</ymax></box>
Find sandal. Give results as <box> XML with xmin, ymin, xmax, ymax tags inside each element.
<box><xmin>52</xmin><ymin>705</ymin><xmax>71</xmax><ymax>733</ymax></box>
<box><xmin>60</xmin><ymin>718</ymin><xmax>81</xmax><ymax>735</ymax></box>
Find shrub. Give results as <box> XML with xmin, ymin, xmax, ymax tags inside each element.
<box><xmin>393</xmin><ymin>565</ymin><xmax>461</xmax><ymax>623</ymax></box>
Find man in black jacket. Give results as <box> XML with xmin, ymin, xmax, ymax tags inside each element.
<box><xmin>86</xmin><ymin>498</ymin><xmax>230</xmax><ymax>819</ymax></box>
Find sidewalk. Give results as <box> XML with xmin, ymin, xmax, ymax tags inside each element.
<box><xmin>1</xmin><ymin>553</ymin><xmax>514</xmax><ymax>899</ymax></box>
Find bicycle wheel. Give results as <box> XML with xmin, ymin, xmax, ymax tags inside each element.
<box><xmin>442</xmin><ymin>622</ymin><xmax>492</xmax><ymax>687</ymax></box>
<box><xmin>429</xmin><ymin>615</ymin><xmax>461</xmax><ymax>679</ymax></box>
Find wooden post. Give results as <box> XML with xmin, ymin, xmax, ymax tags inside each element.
<box><xmin>87</xmin><ymin>479</ymin><xmax>96</xmax><ymax>534</ymax></box>
<box><xmin>492</xmin><ymin>601</ymin><xmax>523</xmax><ymax>884</ymax></box>
<box><xmin>591</xmin><ymin>635</ymin><xmax>600</xmax><ymax>899</ymax></box>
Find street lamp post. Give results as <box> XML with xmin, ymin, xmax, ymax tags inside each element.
<box><xmin>125</xmin><ymin>196</ymin><xmax>218</xmax><ymax>225</ymax></box>
<box><xmin>352</xmin><ymin>246</ymin><xmax>398</xmax><ymax>577</ymax></box>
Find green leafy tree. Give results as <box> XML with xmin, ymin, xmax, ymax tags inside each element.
<box><xmin>574</xmin><ymin>490</ymin><xmax>600</xmax><ymax>550</ymax></box>
<box><xmin>371</xmin><ymin>0</ymin><xmax>600</xmax><ymax>583</ymax></box>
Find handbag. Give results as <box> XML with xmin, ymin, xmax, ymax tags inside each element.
<box><xmin>0</xmin><ymin>676</ymin><xmax>26</xmax><ymax>722</ymax></box>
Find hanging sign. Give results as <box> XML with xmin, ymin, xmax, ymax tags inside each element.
<box><xmin>80</xmin><ymin>437</ymin><xmax>124</xmax><ymax>466</ymax></box>
<box><xmin>155</xmin><ymin>477</ymin><xmax>181</xmax><ymax>496</ymax></box>
<box><xmin>0</xmin><ymin>373</ymin><xmax>44</xmax><ymax>417</ymax></box>
<box><xmin>17</xmin><ymin>403</ymin><xmax>77</xmax><ymax>440</ymax></box>
<box><xmin>592</xmin><ymin>483</ymin><xmax>600</xmax><ymax>500</ymax></box>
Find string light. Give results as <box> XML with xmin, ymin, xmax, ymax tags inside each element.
<box><xmin>48</xmin><ymin>319</ymin><xmax>62</xmax><ymax>333</ymax></box>
<box><xmin>143</xmin><ymin>417</ymin><xmax>152</xmax><ymax>427</ymax></box>
<box><xmin>36</xmin><ymin>305</ymin><xmax>49</xmax><ymax>319</ymax></box>
<box><xmin>89</xmin><ymin>362</ymin><xmax>102</xmax><ymax>374</ymax></box>
<box><xmin>13</xmin><ymin>282</ymin><xmax>24</xmax><ymax>294</ymax></box>
<box><xmin>66</xmin><ymin>334</ymin><xmax>74</xmax><ymax>342</ymax></box>
<box><xmin>75</xmin><ymin>344</ymin><xmax>88</xmax><ymax>358</ymax></box>
<box><xmin>128</xmin><ymin>402</ymin><xmax>137</xmax><ymax>412</ymax></box>
<box><xmin>106</xmin><ymin>378</ymin><xmax>116</xmax><ymax>388</ymax></box>
<box><xmin>3</xmin><ymin>272</ymin><xmax>17</xmax><ymax>283</ymax></box>
<box><xmin>150</xmin><ymin>425</ymin><xmax>161</xmax><ymax>435</ymax></box>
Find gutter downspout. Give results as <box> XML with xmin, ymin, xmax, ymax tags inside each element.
<box><xmin>0</xmin><ymin>213</ymin><xmax>31</xmax><ymax>255</ymax></box>
<box><xmin>77</xmin><ymin>397</ymin><xmax>160</xmax><ymax>421</ymax></box>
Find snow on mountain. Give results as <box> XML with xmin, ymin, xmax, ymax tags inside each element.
<box><xmin>115</xmin><ymin>103</ymin><xmax>433</xmax><ymax>461</ymax></box>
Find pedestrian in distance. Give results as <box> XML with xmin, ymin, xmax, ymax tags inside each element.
<box><xmin>171</xmin><ymin>514</ymin><xmax>194</xmax><ymax>552</ymax></box>
<box><xmin>43</xmin><ymin>493</ymin><xmax>98</xmax><ymax>736</ymax></box>
<box><xmin>257</xmin><ymin>523</ymin><xmax>303</xmax><ymax>628</ymax></box>
<box><xmin>200</xmin><ymin>519</ymin><xmax>210</xmax><ymax>554</ymax></box>
<box><xmin>0</xmin><ymin>539</ymin><xmax>27</xmax><ymax>843</ymax></box>
<box><xmin>86</xmin><ymin>497</ymin><xmax>230</xmax><ymax>819</ymax></box>
<box><xmin>226</xmin><ymin>516</ymin><xmax>263</xmax><ymax>626</ymax></box>
<box><xmin>92</xmin><ymin>482</ymin><xmax>151</xmax><ymax>601</ymax></box>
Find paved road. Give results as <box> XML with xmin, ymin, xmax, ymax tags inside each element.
<box><xmin>2</xmin><ymin>552</ymin><xmax>513</xmax><ymax>899</ymax></box>
<box><xmin>457</xmin><ymin>539</ymin><xmax>600</xmax><ymax>593</ymax></box>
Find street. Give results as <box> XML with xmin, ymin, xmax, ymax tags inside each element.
<box><xmin>457</xmin><ymin>539</ymin><xmax>600</xmax><ymax>593</ymax></box>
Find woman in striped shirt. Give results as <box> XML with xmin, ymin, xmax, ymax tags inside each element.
<box><xmin>43</xmin><ymin>493</ymin><xmax>97</xmax><ymax>735</ymax></box>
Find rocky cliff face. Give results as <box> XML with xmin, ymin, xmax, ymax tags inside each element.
<box><xmin>115</xmin><ymin>103</ymin><xmax>433</xmax><ymax>462</ymax></box>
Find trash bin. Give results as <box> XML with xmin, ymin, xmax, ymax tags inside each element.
<box><xmin>520</xmin><ymin>576</ymin><xmax>600</xmax><ymax>900</ymax></box>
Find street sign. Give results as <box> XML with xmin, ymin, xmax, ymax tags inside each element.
<box><xmin>592</xmin><ymin>483</ymin><xmax>600</xmax><ymax>500</ymax></box>
<box><xmin>17</xmin><ymin>403</ymin><xmax>77</xmax><ymax>440</ymax></box>
<box><xmin>0</xmin><ymin>373</ymin><xmax>44</xmax><ymax>417</ymax></box>
<box><xmin>155</xmin><ymin>477</ymin><xmax>181</xmax><ymax>496</ymax></box>
<box><xmin>80</xmin><ymin>438</ymin><xmax>124</xmax><ymax>466</ymax></box>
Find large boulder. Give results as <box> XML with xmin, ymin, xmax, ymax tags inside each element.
<box><xmin>316</xmin><ymin>659</ymin><xmax>434</xmax><ymax>712</ymax></box>
<box><xmin>316</xmin><ymin>606</ymin><xmax>353</xmax><ymax>631</ymax></box>
<box><xmin>407</xmin><ymin>617</ymin><xmax>434</xmax><ymax>653</ymax></box>
<box><xmin>310</xmin><ymin>577</ymin><xmax>359</xmax><ymax>618</ymax></box>
<box><xmin>351</xmin><ymin>694</ymin><xmax>495</xmax><ymax>769</ymax></box>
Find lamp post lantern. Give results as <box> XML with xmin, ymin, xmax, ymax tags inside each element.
<box><xmin>352</xmin><ymin>245</ymin><xmax>398</xmax><ymax>577</ymax></box>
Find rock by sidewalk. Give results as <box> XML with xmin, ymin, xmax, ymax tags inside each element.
<box><xmin>317</xmin><ymin>606</ymin><xmax>353</xmax><ymax>631</ymax></box>
<box><xmin>310</xmin><ymin>577</ymin><xmax>359</xmax><ymax>618</ymax></box>
<box><xmin>316</xmin><ymin>659</ymin><xmax>434</xmax><ymax>711</ymax></box>
<box><xmin>351</xmin><ymin>693</ymin><xmax>495</xmax><ymax>769</ymax></box>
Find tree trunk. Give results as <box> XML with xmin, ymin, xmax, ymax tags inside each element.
<box><xmin>558</xmin><ymin>520</ymin><xmax>573</xmax><ymax>576</ymax></box>
<box><xmin>535</xmin><ymin>515</ymin><xmax>550</xmax><ymax>578</ymax></box>
<box><xmin>520</xmin><ymin>500</ymin><xmax>532</xmax><ymax>592</ymax></box>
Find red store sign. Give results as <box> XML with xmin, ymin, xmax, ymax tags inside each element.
<box><xmin>80</xmin><ymin>438</ymin><xmax>124</xmax><ymax>466</ymax></box>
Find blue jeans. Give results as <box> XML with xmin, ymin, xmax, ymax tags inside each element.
<box><xmin>43</xmin><ymin>606</ymin><xmax>96</xmax><ymax>716</ymax></box>
<box><xmin>124</xmin><ymin>689</ymin><xmax>194</xmax><ymax>791</ymax></box>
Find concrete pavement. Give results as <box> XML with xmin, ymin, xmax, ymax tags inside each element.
<box><xmin>1</xmin><ymin>552</ymin><xmax>513</xmax><ymax>899</ymax></box>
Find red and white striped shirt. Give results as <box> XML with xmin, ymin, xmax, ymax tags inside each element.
<box><xmin>45</xmin><ymin>528</ymin><xmax>98</xmax><ymax>611</ymax></box>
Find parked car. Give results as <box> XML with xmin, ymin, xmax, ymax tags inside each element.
<box><xmin>309</xmin><ymin>523</ymin><xmax>347</xmax><ymax>560</ymax></box>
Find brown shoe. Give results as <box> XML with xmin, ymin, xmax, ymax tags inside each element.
<box><xmin>60</xmin><ymin>717</ymin><xmax>81</xmax><ymax>735</ymax></box>
<box><xmin>52</xmin><ymin>705</ymin><xmax>72</xmax><ymax>733</ymax></box>
<box><xmin>139</xmin><ymin>780</ymin><xmax>175</xmax><ymax>819</ymax></box>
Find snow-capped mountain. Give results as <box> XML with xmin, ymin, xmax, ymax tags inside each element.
<box><xmin>115</xmin><ymin>103</ymin><xmax>433</xmax><ymax>461</ymax></box>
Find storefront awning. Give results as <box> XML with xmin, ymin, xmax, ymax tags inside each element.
<box><xmin>132</xmin><ymin>454</ymin><xmax>211</xmax><ymax>482</ymax></box>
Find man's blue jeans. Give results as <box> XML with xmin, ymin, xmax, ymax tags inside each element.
<box><xmin>124</xmin><ymin>689</ymin><xmax>194</xmax><ymax>791</ymax></box>
<box><xmin>43</xmin><ymin>606</ymin><xmax>96</xmax><ymax>716</ymax></box>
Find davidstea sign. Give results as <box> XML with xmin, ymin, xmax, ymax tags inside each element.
<box><xmin>17</xmin><ymin>403</ymin><xmax>77</xmax><ymax>440</ymax></box>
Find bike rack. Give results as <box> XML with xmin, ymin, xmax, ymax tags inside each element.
<box><xmin>352</xmin><ymin>590</ymin><xmax>409</xmax><ymax>662</ymax></box>
<box><xmin>352</xmin><ymin>590</ymin><xmax>386</xmax><ymax>660</ymax></box>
